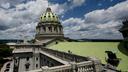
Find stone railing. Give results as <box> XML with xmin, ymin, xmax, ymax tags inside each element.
<box><xmin>39</xmin><ymin>48</ymin><xmax>102</xmax><ymax>72</ymax></box>
<box><xmin>41</xmin><ymin>48</ymin><xmax>89</xmax><ymax>62</ymax></box>
<box><xmin>41</xmin><ymin>61</ymin><xmax>95</xmax><ymax>72</ymax></box>
<box><xmin>28</xmin><ymin>60</ymin><xmax>102</xmax><ymax>72</ymax></box>
<box><xmin>42</xmin><ymin>60</ymin><xmax>102</xmax><ymax>72</ymax></box>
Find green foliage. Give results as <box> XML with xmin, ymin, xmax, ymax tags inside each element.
<box><xmin>0</xmin><ymin>44</ymin><xmax>13</xmax><ymax>58</ymax></box>
<box><xmin>0</xmin><ymin>44</ymin><xmax>13</xmax><ymax>68</ymax></box>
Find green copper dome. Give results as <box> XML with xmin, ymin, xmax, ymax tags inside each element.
<box><xmin>40</xmin><ymin>7</ymin><xmax>59</xmax><ymax>22</ymax></box>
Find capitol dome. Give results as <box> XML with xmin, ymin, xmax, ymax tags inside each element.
<box><xmin>35</xmin><ymin>7</ymin><xmax>64</xmax><ymax>41</ymax></box>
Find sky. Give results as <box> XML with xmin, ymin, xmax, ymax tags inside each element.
<box><xmin>0</xmin><ymin>0</ymin><xmax>128</xmax><ymax>39</ymax></box>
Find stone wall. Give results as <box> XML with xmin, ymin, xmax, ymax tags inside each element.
<box><xmin>40</xmin><ymin>53</ymin><xmax>64</xmax><ymax>67</ymax></box>
<box><xmin>41</xmin><ymin>48</ymin><xmax>90</xmax><ymax>62</ymax></box>
<box><xmin>28</xmin><ymin>60</ymin><xmax>102</xmax><ymax>72</ymax></box>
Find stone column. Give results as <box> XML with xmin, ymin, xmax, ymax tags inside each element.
<box><xmin>70</xmin><ymin>62</ymin><xmax>77</xmax><ymax>72</ymax></box>
<box><xmin>88</xmin><ymin>57</ymin><xmax>102</xmax><ymax>72</ymax></box>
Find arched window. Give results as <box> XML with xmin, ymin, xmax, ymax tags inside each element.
<box><xmin>36</xmin><ymin>64</ymin><xmax>38</xmax><ymax>68</ymax></box>
<box><xmin>59</xmin><ymin>27</ymin><xmax>62</xmax><ymax>32</ymax></box>
<box><xmin>48</xmin><ymin>27</ymin><xmax>52</xmax><ymax>32</ymax></box>
<box><xmin>36</xmin><ymin>57</ymin><xmax>38</xmax><ymax>61</ymax></box>
<box><xmin>56</xmin><ymin>27</ymin><xmax>58</xmax><ymax>32</ymax></box>
<box><xmin>54</xmin><ymin>27</ymin><xmax>58</xmax><ymax>32</ymax></box>
<box><xmin>54</xmin><ymin>27</ymin><xmax>56</xmax><ymax>31</ymax></box>
<box><xmin>43</xmin><ymin>26</ymin><xmax>46</xmax><ymax>32</ymax></box>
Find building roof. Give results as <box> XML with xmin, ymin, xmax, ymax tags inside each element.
<box><xmin>49</xmin><ymin>42</ymin><xmax>128</xmax><ymax>71</ymax></box>
<box><xmin>40</xmin><ymin>7</ymin><xmax>59</xmax><ymax>23</ymax></box>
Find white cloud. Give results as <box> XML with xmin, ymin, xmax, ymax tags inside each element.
<box><xmin>1</xmin><ymin>2</ymin><xmax>10</xmax><ymax>9</ymax></box>
<box><xmin>0</xmin><ymin>0</ymin><xmax>127</xmax><ymax>39</ymax></box>
<box><xmin>0</xmin><ymin>0</ymin><xmax>64</xmax><ymax>39</ymax></box>
<box><xmin>52</xmin><ymin>0</ymin><xmax>86</xmax><ymax>14</ymax></box>
<box><xmin>62</xmin><ymin>0</ymin><xmax>128</xmax><ymax>39</ymax></box>
<box><xmin>85</xmin><ymin>0</ymin><xmax>128</xmax><ymax>23</ymax></box>
<box><xmin>0</xmin><ymin>0</ymin><xmax>85</xmax><ymax>39</ymax></box>
<box><xmin>71</xmin><ymin>0</ymin><xmax>86</xmax><ymax>7</ymax></box>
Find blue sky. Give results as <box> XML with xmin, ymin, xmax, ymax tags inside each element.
<box><xmin>0</xmin><ymin>0</ymin><xmax>128</xmax><ymax>39</ymax></box>
<box><xmin>54</xmin><ymin>0</ymin><xmax>126</xmax><ymax>20</ymax></box>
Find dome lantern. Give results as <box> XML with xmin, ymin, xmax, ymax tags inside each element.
<box><xmin>46</xmin><ymin>7</ymin><xmax>52</xmax><ymax>12</ymax></box>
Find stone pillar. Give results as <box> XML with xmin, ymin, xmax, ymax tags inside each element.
<box><xmin>52</xmin><ymin>26</ymin><xmax>55</xmax><ymax>33</ymax></box>
<box><xmin>70</xmin><ymin>62</ymin><xmax>77</xmax><ymax>72</ymax></box>
<box><xmin>88</xmin><ymin>57</ymin><xmax>102</xmax><ymax>72</ymax></box>
<box><xmin>38</xmin><ymin>27</ymin><xmax>41</xmax><ymax>34</ymax></box>
<box><xmin>58</xmin><ymin>26</ymin><xmax>60</xmax><ymax>34</ymax></box>
<box><xmin>46</xmin><ymin>26</ymin><xmax>49</xmax><ymax>33</ymax></box>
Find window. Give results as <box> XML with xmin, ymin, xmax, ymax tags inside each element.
<box><xmin>26</xmin><ymin>57</ymin><xmax>29</xmax><ymax>61</ymax></box>
<box><xmin>44</xmin><ymin>58</ymin><xmax>45</xmax><ymax>61</ymax></box>
<box><xmin>25</xmin><ymin>63</ymin><xmax>30</xmax><ymax>70</ymax></box>
<box><xmin>36</xmin><ymin>64</ymin><xmax>38</xmax><ymax>68</ymax></box>
<box><xmin>54</xmin><ymin>27</ymin><xmax>56</xmax><ymax>31</ymax></box>
<box><xmin>48</xmin><ymin>27</ymin><xmax>52</xmax><ymax>32</ymax></box>
<box><xmin>36</xmin><ymin>57</ymin><xmax>38</xmax><ymax>61</ymax></box>
<box><xmin>43</xmin><ymin>27</ymin><xmax>46</xmax><ymax>32</ymax></box>
<box><xmin>56</xmin><ymin>27</ymin><xmax>58</xmax><ymax>32</ymax></box>
<box><xmin>54</xmin><ymin>27</ymin><xmax>58</xmax><ymax>32</ymax></box>
<box><xmin>59</xmin><ymin>27</ymin><xmax>61</xmax><ymax>32</ymax></box>
<box><xmin>15</xmin><ymin>59</ymin><xmax>17</xmax><ymax>63</ymax></box>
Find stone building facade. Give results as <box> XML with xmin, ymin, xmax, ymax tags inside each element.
<box><xmin>12</xmin><ymin>44</ymin><xmax>102</xmax><ymax>72</ymax></box>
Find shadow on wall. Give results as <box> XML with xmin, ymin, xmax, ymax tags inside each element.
<box><xmin>118</xmin><ymin>42</ymin><xmax>128</xmax><ymax>56</ymax></box>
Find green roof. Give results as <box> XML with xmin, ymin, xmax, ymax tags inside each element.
<box><xmin>40</xmin><ymin>7</ymin><xmax>59</xmax><ymax>22</ymax></box>
<box><xmin>49</xmin><ymin>42</ymin><xmax>128</xmax><ymax>71</ymax></box>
